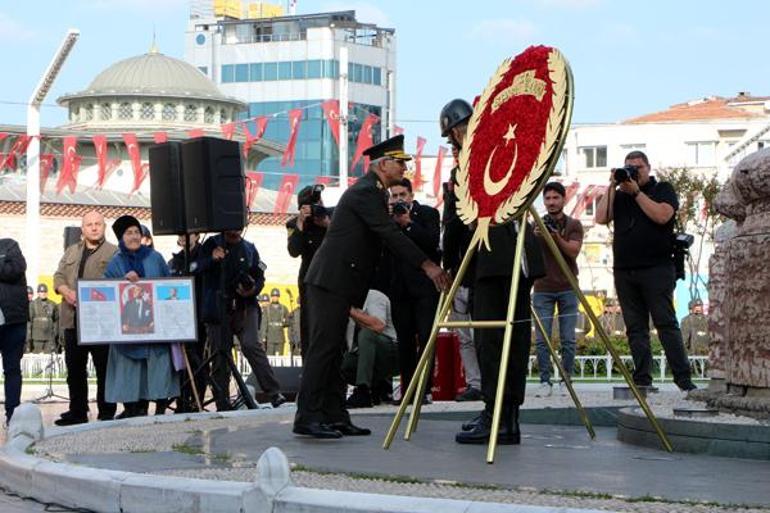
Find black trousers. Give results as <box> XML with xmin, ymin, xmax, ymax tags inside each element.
<box><xmin>392</xmin><ymin>291</ymin><xmax>439</xmax><ymax>396</ymax></box>
<box><xmin>63</xmin><ymin>327</ymin><xmax>115</xmax><ymax>418</ymax></box>
<box><xmin>298</xmin><ymin>283</ymin><xmax>309</xmax><ymax>359</ymax></box>
<box><xmin>475</xmin><ymin>274</ymin><xmax>533</xmax><ymax>409</ymax></box>
<box><xmin>294</xmin><ymin>284</ymin><xmax>351</xmax><ymax>426</ymax></box>
<box><xmin>178</xmin><ymin>322</ymin><xmax>208</xmax><ymax>412</ymax></box>
<box><xmin>614</xmin><ymin>263</ymin><xmax>692</xmax><ymax>387</ymax></box>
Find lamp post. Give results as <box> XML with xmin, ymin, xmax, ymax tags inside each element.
<box><xmin>25</xmin><ymin>29</ymin><xmax>79</xmax><ymax>286</ymax></box>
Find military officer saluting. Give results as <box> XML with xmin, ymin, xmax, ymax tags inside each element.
<box><xmin>262</xmin><ymin>288</ymin><xmax>289</xmax><ymax>355</ymax></box>
<box><xmin>28</xmin><ymin>283</ymin><xmax>59</xmax><ymax>354</ymax></box>
<box><xmin>294</xmin><ymin>135</ymin><xmax>451</xmax><ymax>439</ymax></box>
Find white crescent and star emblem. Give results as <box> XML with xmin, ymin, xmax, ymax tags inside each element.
<box><xmin>483</xmin><ymin>123</ymin><xmax>518</xmax><ymax>196</ymax></box>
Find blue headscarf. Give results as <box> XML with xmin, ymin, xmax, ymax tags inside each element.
<box><xmin>117</xmin><ymin>240</ymin><xmax>153</xmax><ymax>278</ymax></box>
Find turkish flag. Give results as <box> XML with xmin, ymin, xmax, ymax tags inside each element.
<box><xmin>245</xmin><ymin>171</ymin><xmax>264</xmax><ymax>210</ymax></box>
<box><xmin>39</xmin><ymin>154</ymin><xmax>55</xmax><ymax>193</ymax></box>
<box><xmin>56</xmin><ymin>136</ymin><xmax>81</xmax><ymax>194</ymax></box>
<box><xmin>153</xmin><ymin>132</ymin><xmax>168</xmax><ymax>144</ymax></box>
<box><xmin>243</xmin><ymin>116</ymin><xmax>268</xmax><ymax>158</ymax></box>
<box><xmin>0</xmin><ymin>134</ymin><xmax>32</xmax><ymax>171</ymax></box>
<box><xmin>274</xmin><ymin>174</ymin><xmax>300</xmax><ymax>214</ymax></box>
<box><xmin>0</xmin><ymin>132</ymin><xmax>8</xmax><ymax>142</ymax></box>
<box><xmin>433</xmin><ymin>145</ymin><xmax>448</xmax><ymax>202</ymax></box>
<box><xmin>221</xmin><ymin>122</ymin><xmax>236</xmax><ymax>140</ymax></box>
<box><xmin>321</xmin><ymin>100</ymin><xmax>341</xmax><ymax>146</ymax></box>
<box><xmin>393</xmin><ymin>125</ymin><xmax>404</xmax><ymax>136</ymax></box>
<box><xmin>571</xmin><ymin>185</ymin><xmax>597</xmax><ymax>218</ymax></box>
<box><xmin>351</xmin><ymin>114</ymin><xmax>379</xmax><ymax>172</ymax></box>
<box><xmin>122</xmin><ymin>133</ymin><xmax>146</xmax><ymax>193</ymax></box>
<box><xmin>564</xmin><ymin>181</ymin><xmax>580</xmax><ymax>205</ymax></box>
<box><xmin>90</xmin><ymin>288</ymin><xmax>107</xmax><ymax>301</ymax></box>
<box><xmin>187</xmin><ymin>129</ymin><xmax>205</xmax><ymax>138</ymax></box>
<box><xmin>93</xmin><ymin>135</ymin><xmax>109</xmax><ymax>187</ymax></box>
<box><xmin>281</xmin><ymin>109</ymin><xmax>303</xmax><ymax>168</ymax></box>
<box><xmin>413</xmin><ymin>137</ymin><xmax>427</xmax><ymax>191</ymax></box>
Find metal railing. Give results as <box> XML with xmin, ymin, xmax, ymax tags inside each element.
<box><xmin>5</xmin><ymin>352</ymin><xmax>708</xmax><ymax>382</ymax></box>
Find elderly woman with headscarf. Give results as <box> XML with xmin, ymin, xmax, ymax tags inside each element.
<box><xmin>104</xmin><ymin>215</ymin><xmax>179</xmax><ymax>418</ymax></box>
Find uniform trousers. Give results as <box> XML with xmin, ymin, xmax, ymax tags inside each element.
<box><xmin>294</xmin><ymin>284</ymin><xmax>351</xmax><ymax>426</ymax></box>
<box><xmin>475</xmin><ymin>274</ymin><xmax>534</xmax><ymax>409</ymax></box>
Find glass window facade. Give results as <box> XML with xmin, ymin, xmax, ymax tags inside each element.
<box><xmin>220</xmin><ymin>59</ymin><xmax>384</xmax><ymax>84</ymax></box>
<box><xmin>244</xmin><ymin>99</ymin><xmax>382</xmax><ymax>189</ymax></box>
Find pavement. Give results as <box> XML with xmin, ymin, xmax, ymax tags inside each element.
<box><xmin>18</xmin><ymin>383</ymin><xmax>770</xmax><ymax>512</ymax></box>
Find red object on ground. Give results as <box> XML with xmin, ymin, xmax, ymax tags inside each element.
<box><xmin>431</xmin><ymin>331</ymin><xmax>466</xmax><ymax>401</ymax></box>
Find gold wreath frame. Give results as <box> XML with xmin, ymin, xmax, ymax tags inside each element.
<box><xmin>383</xmin><ymin>48</ymin><xmax>673</xmax><ymax>464</ymax></box>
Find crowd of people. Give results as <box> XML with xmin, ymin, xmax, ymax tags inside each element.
<box><xmin>0</xmin><ymin>98</ymin><xmax>708</xmax><ymax>440</ymax></box>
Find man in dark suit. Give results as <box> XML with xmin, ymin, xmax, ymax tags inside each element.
<box><xmin>439</xmin><ymin>98</ymin><xmax>545</xmax><ymax>445</ymax></box>
<box><xmin>294</xmin><ymin>135</ymin><xmax>451</xmax><ymax>439</ymax></box>
<box><xmin>387</xmin><ymin>178</ymin><xmax>441</xmax><ymax>402</ymax></box>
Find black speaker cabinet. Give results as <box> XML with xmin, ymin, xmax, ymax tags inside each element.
<box><xmin>149</xmin><ymin>141</ymin><xmax>186</xmax><ymax>235</ymax></box>
<box><xmin>181</xmin><ymin>137</ymin><xmax>246</xmax><ymax>233</ymax></box>
<box><xmin>63</xmin><ymin>226</ymin><xmax>82</xmax><ymax>250</ymax></box>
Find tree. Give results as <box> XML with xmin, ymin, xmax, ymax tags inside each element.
<box><xmin>656</xmin><ymin>167</ymin><xmax>724</xmax><ymax>303</ymax></box>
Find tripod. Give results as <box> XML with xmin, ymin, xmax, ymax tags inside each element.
<box><xmin>33</xmin><ymin>348</ymin><xmax>69</xmax><ymax>403</ymax></box>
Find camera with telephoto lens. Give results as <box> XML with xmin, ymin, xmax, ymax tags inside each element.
<box><xmin>542</xmin><ymin>214</ymin><xmax>560</xmax><ymax>233</ymax></box>
<box><xmin>672</xmin><ymin>233</ymin><xmax>694</xmax><ymax>281</ymax></box>
<box><xmin>614</xmin><ymin>165</ymin><xmax>640</xmax><ymax>183</ymax></box>
<box><xmin>235</xmin><ymin>271</ymin><xmax>256</xmax><ymax>291</ymax></box>
<box><xmin>392</xmin><ymin>201</ymin><xmax>410</xmax><ymax>216</ymax></box>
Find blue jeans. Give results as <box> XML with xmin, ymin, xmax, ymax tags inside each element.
<box><xmin>533</xmin><ymin>291</ymin><xmax>578</xmax><ymax>383</ymax></box>
<box><xmin>0</xmin><ymin>322</ymin><xmax>26</xmax><ymax>423</ymax></box>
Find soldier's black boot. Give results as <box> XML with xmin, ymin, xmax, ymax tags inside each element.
<box><xmin>455</xmin><ymin>407</ymin><xmax>493</xmax><ymax>444</ymax></box>
<box><xmin>499</xmin><ymin>403</ymin><xmax>521</xmax><ymax>445</ymax></box>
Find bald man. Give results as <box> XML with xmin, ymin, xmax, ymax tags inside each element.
<box><xmin>53</xmin><ymin>211</ymin><xmax>118</xmax><ymax>425</ymax></box>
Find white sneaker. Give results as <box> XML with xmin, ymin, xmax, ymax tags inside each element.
<box><xmin>558</xmin><ymin>382</ymin><xmax>569</xmax><ymax>397</ymax></box>
<box><xmin>535</xmin><ymin>382</ymin><xmax>552</xmax><ymax>397</ymax></box>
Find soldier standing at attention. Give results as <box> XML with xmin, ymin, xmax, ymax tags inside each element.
<box><xmin>681</xmin><ymin>299</ymin><xmax>709</xmax><ymax>355</ymax></box>
<box><xmin>28</xmin><ymin>284</ymin><xmax>59</xmax><ymax>354</ymax></box>
<box><xmin>262</xmin><ymin>288</ymin><xmax>289</xmax><ymax>355</ymax></box>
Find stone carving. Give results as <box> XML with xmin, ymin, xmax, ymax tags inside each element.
<box><xmin>713</xmin><ymin>148</ymin><xmax>770</xmax><ymax>395</ymax></box>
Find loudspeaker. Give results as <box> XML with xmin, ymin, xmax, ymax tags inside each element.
<box><xmin>63</xmin><ymin>226</ymin><xmax>82</xmax><ymax>250</ymax></box>
<box><xmin>149</xmin><ymin>142</ymin><xmax>186</xmax><ymax>235</ymax></box>
<box><xmin>181</xmin><ymin>137</ymin><xmax>246</xmax><ymax>233</ymax></box>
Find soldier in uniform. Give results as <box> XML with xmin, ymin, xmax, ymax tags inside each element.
<box><xmin>293</xmin><ymin>135</ymin><xmax>450</xmax><ymax>439</ymax></box>
<box><xmin>28</xmin><ymin>284</ymin><xmax>59</xmax><ymax>354</ymax></box>
<box><xmin>286</xmin><ymin>185</ymin><xmax>330</xmax><ymax>358</ymax></box>
<box><xmin>262</xmin><ymin>288</ymin><xmax>289</xmax><ymax>355</ymax></box>
<box><xmin>287</xmin><ymin>302</ymin><xmax>302</xmax><ymax>356</ymax></box>
<box><xmin>600</xmin><ymin>298</ymin><xmax>626</xmax><ymax>337</ymax></box>
<box><xmin>439</xmin><ymin>99</ymin><xmax>546</xmax><ymax>445</ymax></box>
<box><xmin>681</xmin><ymin>299</ymin><xmax>709</xmax><ymax>355</ymax></box>
<box><xmin>25</xmin><ymin>286</ymin><xmax>33</xmax><ymax>350</ymax></box>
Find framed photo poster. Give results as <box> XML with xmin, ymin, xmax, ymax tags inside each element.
<box><xmin>76</xmin><ymin>277</ymin><xmax>197</xmax><ymax>345</ymax></box>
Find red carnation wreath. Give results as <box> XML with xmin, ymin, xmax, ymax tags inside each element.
<box><xmin>456</xmin><ymin>45</ymin><xmax>574</xmax><ymax>248</ymax></box>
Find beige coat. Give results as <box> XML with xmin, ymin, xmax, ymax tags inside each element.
<box><xmin>54</xmin><ymin>240</ymin><xmax>118</xmax><ymax>330</ymax></box>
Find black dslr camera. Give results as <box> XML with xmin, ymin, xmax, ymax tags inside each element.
<box><xmin>299</xmin><ymin>184</ymin><xmax>329</xmax><ymax>218</ymax></box>
<box><xmin>672</xmin><ymin>233</ymin><xmax>694</xmax><ymax>281</ymax></box>
<box><xmin>235</xmin><ymin>271</ymin><xmax>256</xmax><ymax>291</ymax></box>
<box><xmin>392</xmin><ymin>201</ymin><xmax>410</xmax><ymax>216</ymax></box>
<box><xmin>542</xmin><ymin>214</ymin><xmax>560</xmax><ymax>233</ymax></box>
<box><xmin>614</xmin><ymin>165</ymin><xmax>640</xmax><ymax>183</ymax></box>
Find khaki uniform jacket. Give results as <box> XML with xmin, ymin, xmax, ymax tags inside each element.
<box><xmin>54</xmin><ymin>240</ymin><xmax>118</xmax><ymax>330</ymax></box>
<box><xmin>29</xmin><ymin>298</ymin><xmax>58</xmax><ymax>341</ymax></box>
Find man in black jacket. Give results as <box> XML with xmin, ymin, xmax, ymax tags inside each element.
<box><xmin>0</xmin><ymin>238</ymin><xmax>28</xmax><ymax>424</ymax></box>
<box><xmin>286</xmin><ymin>185</ymin><xmax>330</xmax><ymax>357</ymax></box>
<box><xmin>388</xmin><ymin>178</ymin><xmax>441</xmax><ymax>402</ymax></box>
<box><xmin>294</xmin><ymin>135</ymin><xmax>451</xmax><ymax>439</ymax></box>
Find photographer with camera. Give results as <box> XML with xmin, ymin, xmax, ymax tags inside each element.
<box><xmin>198</xmin><ymin>230</ymin><xmax>286</xmax><ymax>410</ymax></box>
<box><xmin>388</xmin><ymin>177</ymin><xmax>441</xmax><ymax>404</ymax></box>
<box><xmin>533</xmin><ymin>182</ymin><xmax>584</xmax><ymax>397</ymax></box>
<box><xmin>595</xmin><ymin>151</ymin><xmax>695</xmax><ymax>391</ymax></box>
<box><xmin>286</xmin><ymin>184</ymin><xmax>331</xmax><ymax>358</ymax></box>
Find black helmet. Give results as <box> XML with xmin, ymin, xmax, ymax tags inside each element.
<box><xmin>439</xmin><ymin>99</ymin><xmax>473</xmax><ymax>137</ymax></box>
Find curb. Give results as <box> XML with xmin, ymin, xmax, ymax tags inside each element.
<box><xmin>1</xmin><ymin>403</ymin><xmax>615</xmax><ymax>513</ymax></box>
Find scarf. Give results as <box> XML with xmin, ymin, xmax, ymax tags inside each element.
<box><xmin>118</xmin><ymin>241</ymin><xmax>152</xmax><ymax>278</ymax></box>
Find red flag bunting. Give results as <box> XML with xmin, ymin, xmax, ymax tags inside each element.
<box><xmin>56</xmin><ymin>136</ymin><xmax>81</xmax><ymax>194</ymax></box>
<box><xmin>315</xmin><ymin>176</ymin><xmax>333</xmax><ymax>186</ymax></box>
<box><xmin>187</xmin><ymin>129</ymin><xmax>205</xmax><ymax>138</ymax></box>
<box><xmin>563</xmin><ymin>181</ymin><xmax>580</xmax><ymax>205</ymax></box>
<box><xmin>274</xmin><ymin>174</ymin><xmax>300</xmax><ymax>214</ymax></box>
<box><xmin>39</xmin><ymin>154</ymin><xmax>55</xmax><ymax>193</ymax></box>
<box><xmin>351</xmin><ymin>114</ymin><xmax>378</xmax><ymax>172</ymax></box>
<box><xmin>321</xmin><ymin>100</ymin><xmax>341</xmax><ymax>146</ymax></box>
<box><xmin>348</xmin><ymin>176</ymin><xmax>358</xmax><ymax>187</ymax></box>
<box><xmin>281</xmin><ymin>110</ymin><xmax>303</xmax><ymax>168</ymax></box>
<box><xmin>413</xmin><ymin>136</ymin><xmax>427</xmax><ymax>191</ymax></box>
<box><xmin>243</xmin><ymin>117</ymin><xmax>268</xmax><ymax>158</ymax></box>
<box><xmin>93</xmin><ymin>135</ymin><xmax>108</xmax><ymax>187</ymax></box>
<box><xmin>571</xmin><ymin>185</ymin><xmax>598</xmax><ymax>218</ymax></box>
<box><xmin>0</xmin><ymin>133</ymin><xmax>8</xmax><ymax>142</ymax></box>
<box><xmin>122</xmin><ymin>133</ymin><xmax>145</xmax><ymax>193</ymax></box>
<box><xmin>153</xmin><ymin>132</ymin><xmax>168</xmax><ymax>144</ymax></box>
<box><xmin>221</xmin><ymin>122</ymin><xmax>236</xmax><ymax>140</ymax></box>
<box><xmin>393</xmin><ymin>125</ymin><xmax>404</xmax><ymax>136</ymax></box>
<box><xmin>0</xmin><ymin>135</ymin><xmax>32</xmax><ymax>172</ymax></box>
<box><xmin>245</xmin><ymin>171</ymin><xmax>264</xmax><ymax>210</ymax></box>
<box><xmin>433</xmin><ymin>145</ymin><xmax>448</xmax><ymax>203</ymax></box>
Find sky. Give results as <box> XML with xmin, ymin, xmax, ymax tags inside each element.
<box><xmin>1</xmin><ymin>0</ymin><xmax>769</xmax><ymax>152</ymax></box>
